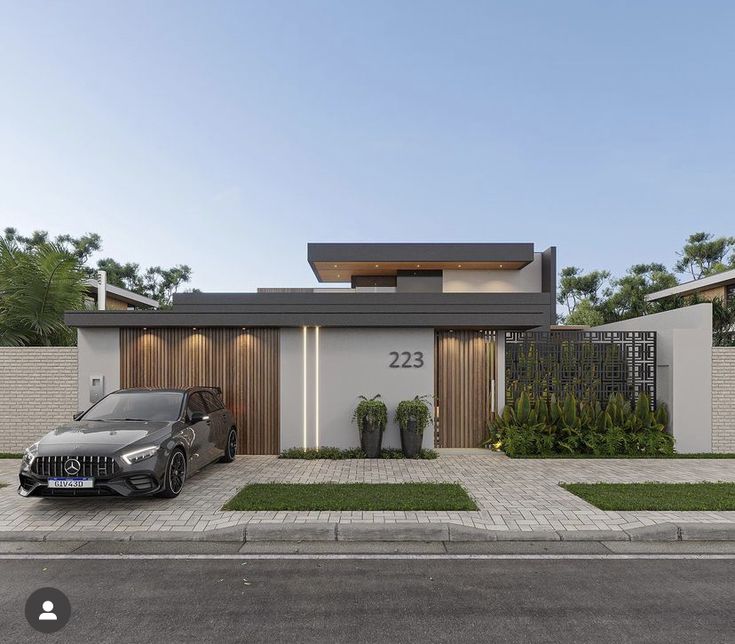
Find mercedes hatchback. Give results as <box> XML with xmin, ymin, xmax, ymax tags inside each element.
<box><xmin>18</xmin><ymin>387</ymin><xmax>238</xmax><ymax>498</ymax></box>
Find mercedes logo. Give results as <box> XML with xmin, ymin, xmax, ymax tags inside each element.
<box><xmin>63</xmin><ymin>458</ymin><xmax>81</xmax><ymax>475</ymax></box>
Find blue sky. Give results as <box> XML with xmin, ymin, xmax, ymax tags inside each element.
<box><xmin>1</xmin><ymin>1</ymin><xmax>733</xmax><ymax>292</ymax></box>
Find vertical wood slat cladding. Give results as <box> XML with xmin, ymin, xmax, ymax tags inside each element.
<box><xmin>434</xmin><ymin>330</ymin><xmax>495</xmax><ymax>448</ymax></box>
<box><xmin>120</xmin><ymin>328</ymin><xmax>279</xmax><ymax>454</ymax></box>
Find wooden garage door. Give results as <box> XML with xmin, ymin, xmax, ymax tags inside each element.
<box><xmin>434</xmin><ymin>330</ymin><xmax>495</xmax><ymax>448</ymax></box>
<box><xmin>120</xmin><ymin>328</ymin><xmax>279</xmax><ymax>454</ymax></box>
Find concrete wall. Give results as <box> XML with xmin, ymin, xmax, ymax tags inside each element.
<box><xmin>0</xmin><ymin>347</ymin><xmax>78</xmax><ymax>452</ymax></box>
<box><xmin>594</xmin><ymin>304</ymin><xmax>713</xmax><ymax>453</ymax></box>
<box><xmin>712</xmin><ymin>347</ymin><xmax>735</xmax><ymax>453</ymax></box>
<box><xmin>443</xmin><ymin>253</ymin><xmax>543</xmax><ymax>294</ymax></box>
<box><xmin>77</xmin><ymin>328</ymin><xmax>120</xmax><ymax>412</ymax></box>
<box><xmin>280</xmin><ymin>327</ymin><xmax>435</xmax><ymax>450</ymax></box>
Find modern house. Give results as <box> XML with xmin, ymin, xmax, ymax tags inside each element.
<box><xmin>61</xmin><ymin>242</ymin><xmax>735</xmax><ymax>455</ymax></box>
<box><xmin>645</xmin><ymin>267</ymin><xmax>735</xmax><ymax>305</ymax></box>
<box><xmin>83</xmin><ymin>276</ymin><xmax>159</xmax><ymax>311</ymax></box>
<box><xmin>66</xmin><ymin>243</ymin><xmax>558</xmax><ymax>454</ymax></box>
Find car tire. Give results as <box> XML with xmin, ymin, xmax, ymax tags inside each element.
<box><xmin>220</xmin><ymin>428</ymin><xmax>237</xmax><ymax>463</ymax></box>
<box><xmin>160</xmin><ymin>449</ymin><xmax>187</xmax><ymax>498</ymax></box>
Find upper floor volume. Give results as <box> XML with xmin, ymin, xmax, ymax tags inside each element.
<box><xmin>66</xmin><ymin>242</ymin><xmax>557</xmax><ymax>330</ymax></box>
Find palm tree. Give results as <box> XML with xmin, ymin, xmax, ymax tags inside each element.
<box><xmin>0</xmin><ymin>238</ymin><xmax>86</xmax><ymax>346</ymax></box>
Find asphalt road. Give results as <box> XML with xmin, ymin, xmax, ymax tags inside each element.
<box><xmin>1</xmin><ymin>557</ymin><xmax>733</xmax><ymax>644</ymax></box>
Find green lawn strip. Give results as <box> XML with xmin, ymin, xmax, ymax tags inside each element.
<box><xmin>0</xmin><ymin>453</ymin><xmax>22</xmax><ymax>459</ymax></box>
<box><xmin>561</xmin><ymin>482</ymin><xmax>735</xmax><ymax>511</ymax></box>
<box><xmin>223</xmin><ymin>482</ymin><xmax>477</xmax><ymax>511</ymax></box>
<box><xmin>508</xmin><ymin>453</ymin><xmax>735</xmax><ymax>459</ymax></box>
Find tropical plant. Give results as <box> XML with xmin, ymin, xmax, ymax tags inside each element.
<box><xmin>0</xmin><ymin>238</ymin><xmax>86</xmax><ymax>346</ymax></box>
<box><xmin>351</xmin><ymin>394</ymin><xmax>388</xmax><ymax>432</ymax></box>
<box><xmin>395</xmin><ymin>395</ymin><xmax>434</xmax><ymax>434</ymax></box>
<box><xmin>486</xmin><ymin>391</ymin><xmax>674</xmax><ymax>458</ymax></box>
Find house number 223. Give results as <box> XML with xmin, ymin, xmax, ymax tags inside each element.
<box><xmin>389</xmin><ymin>351</ymin><xmax>424</xmax><ymax>368</ymax></box>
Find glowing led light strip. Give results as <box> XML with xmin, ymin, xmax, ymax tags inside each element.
<box><xmin>315</xmin><ymin>326</ymin><xmax>320</xmax><ymax>450</ymax></box>
<box><xmin>302</xmin><ymin>326</ymin><xmax>307</xmax><ymax>449</ymax></box>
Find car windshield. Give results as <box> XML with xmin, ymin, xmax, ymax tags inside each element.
<box><xmin>82</xmin><ymin>392</ymin><xmax>184</xmax><ymax>422</ymax></box>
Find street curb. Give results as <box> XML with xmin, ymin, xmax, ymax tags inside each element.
<box><xmin>246</xmin><ymin>523</ymin><xmax>336</xmax><ymax>542</ymax></box>
<box><xmin>626</xmin><ymin>523</ymin><xmax>680</xmax><ymax>541</ymax></box>
<box><xmin>3</xmin><ymin>521</ymin><xmax>735</xmax><ymax>543</ymax></box>
<box><xmin>336</xmin><ymin>523</ymin><xmax>449</xmax><ymax>541</ymax></box>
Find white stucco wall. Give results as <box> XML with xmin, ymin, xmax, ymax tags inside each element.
<box><xmin>593</xmin><ymin>304</ymin><xmax>713</xmax><ymax>453</ymax></box>
<box><xmin>280</xmin><ymin>327</ymin><xmax>435</xmax><ymax>450</ymax></box>
<box><xmin>443</xmin><ymin>253</ymin><xmax>542</xmax><ymax>293</ymax></box>
<box><xmin>77</xmin><ymin>328</ymin><xmax>120</xmax><ymax>412</ymax></box>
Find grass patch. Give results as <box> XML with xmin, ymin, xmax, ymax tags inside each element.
<box><xmin>508</xmin><ymin>453</ymin><xmax>735</xmax><ymax>459</ymax></box>
<box><xmin>561</xmin><ymin>482</ymin><xmax>735</xmax><ymax>511</ymax></box>
<box><xmin>280</xmin><ymin>447</ymin><xmax>438</xmax><ymax>460</ymax></box>
<box><xmin>223</xmin><ymin>482</ymin><xmax>477</xmax><ymax>511</ymax></box>
<box><xmin>0</xmin><ymin>453</ymin><xmax>22</xmax><ymax>459</ymax></box>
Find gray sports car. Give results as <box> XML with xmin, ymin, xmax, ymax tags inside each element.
<box><xmin>18</xmin><ymin>387</ymin><xmax>238</xmax><ymax>498</ymax></box>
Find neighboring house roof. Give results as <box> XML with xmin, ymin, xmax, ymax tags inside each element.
<box><xmin>645</xmin><ymin>268</ymin><xmax>735</xmax><ymax>302</ymax></box>
<box><xmin>84</xmin><ymin>279</ymin><xmax>159</xmax><ymax>309</ymax></box>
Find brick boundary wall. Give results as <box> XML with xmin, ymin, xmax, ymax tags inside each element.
<box><xmin>0</xmin><ymin>347</ymin><xmax>78</xmax><ymax>453</ymax></box>
<box><xmin>712</xmin><ymin>347</ymin><xmax>735</xmax><ymax>453</ymax></box>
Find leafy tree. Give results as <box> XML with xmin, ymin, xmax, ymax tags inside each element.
<box><xmin>0</xmin><ymin>238</ymin><xmax>86</xmax><ymax>346</ymax></box>
<box><xmin>96</xmin><ymin>258</ymin><xmax>192</xmax><ymax>307</ymax></box>
<box><xmin>564</xmin><ymin>299</ymin><xmax>604</xmax><ymax>326</ymax></box>
<box><xmin>674</xmin><ymin>232</ymin><xmax>735</xmax><ymax>279</ymax></box>
<box><xmin>5</xmin><ymin>228</ymin><xmax>193</xmax><ymax>308</ymax></box>
<box><xmin>557</xmin><ymin>266</ymin><xmax>610</xmax><ymax>316</ymax></box>
<box><xmin>3</xmin><ymin>227</ymin><xmax>101</xmax><ymax>268</ymax></box>
<box><xmin>600</xmin><ymin>263</ymin><xmax>679</xmax><ymax>321</ymax></box>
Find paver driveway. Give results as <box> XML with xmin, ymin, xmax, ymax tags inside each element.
<box><xmin>1</xmin><ymin>454</ymin><xmax>734</xmax><ymax>535</ymax></box>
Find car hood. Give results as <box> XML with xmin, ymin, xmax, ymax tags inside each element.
<box><xmin>35</xmin><ymin>420</ymin><xmax>173</xmax><ymax>455</ymax></box>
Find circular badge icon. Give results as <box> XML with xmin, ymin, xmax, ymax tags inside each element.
<box><xmin>25</xmin><ymin>587</ymin><xmax>71</xmax><ymax>634</ymax></box>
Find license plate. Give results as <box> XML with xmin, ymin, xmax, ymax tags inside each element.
<box><xmin>47</xmin><ymin>478</ymin><xmax>95</xmax><ymax>489</ymax></box>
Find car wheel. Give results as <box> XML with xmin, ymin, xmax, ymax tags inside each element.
<box><xmin>160</xmin><ymin>449</ymin><xmax>187</xmax><ymax>498</ymax></box>
<box><xmin>220</xmin><ymin>428</ymin><xmax>237</xmax><ymax>463</ymax></box>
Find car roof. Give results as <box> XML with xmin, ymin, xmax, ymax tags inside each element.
<box><xmin>115</xmin><ymin>387</ymin><xmax>222</xmax><ymax>395</ymax></box>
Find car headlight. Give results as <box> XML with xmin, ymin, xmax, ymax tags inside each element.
<box><xmin>22</xmin><ymin>443</ymin><xmax>38</xmax><ymax>467</ymax></box>
<box><xmin>121</xmin><ymin>446</ymin><xmax>159</xmax><ymax>465</ymax></box>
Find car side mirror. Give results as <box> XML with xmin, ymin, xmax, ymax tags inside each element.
<box><xmin>73</xmin><ymin>411</ymin><xmax>84</xmax><ymax>420</ymax></box>
<box><xmin>189</xmin><ymin>411</ymin><xmax>209</xmax><ymax>423</ymax></box>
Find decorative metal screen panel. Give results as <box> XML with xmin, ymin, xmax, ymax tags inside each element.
<box><xmin>505</xmin><ymin>331</ymin><xmax>656</xmax><ymax>408</ymax></box>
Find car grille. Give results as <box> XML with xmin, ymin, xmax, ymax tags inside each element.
<box><xmin>32</xmin><ymin>456</ymin><xmax>117</xmax><ymax>479</ymax></box>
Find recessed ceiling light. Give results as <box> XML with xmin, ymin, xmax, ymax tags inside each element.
<box><xmin>375</xmin><ymin>264</ymin><xmax>379</xmax><ymax>268</ymax></box>
<box><xmin>458</xmin><ymin>264</ymin><xmax>462</xmax><ymax>268</ymax></box>
<box><xmin>499</xmin><ymin>264</ymin><xmax>503</xmax><ymax>268</ymax></box>
<box><xmin>417</xmin><ymin>264</ymin><xmax>421</xmax><ymax>268</ymax></box>
<box><xmin>192</xmin><ymin>327</ymin><xmax>197</xmax><ymax>330</ymax></box>
<box><xmin>333</xmin><ymin>264</ymin><xmax>338</xmax><ymax>268</ymax></box>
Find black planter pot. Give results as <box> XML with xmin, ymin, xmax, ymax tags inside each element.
<box><xmin>400</xmin><ymin>417</ymin><xmax>424</xmax><ymax>458</ymax></box>
<box><xmin>360</xmin><ymin>419</ymin><xmax>384</xmax><ymax>458</ymax></box>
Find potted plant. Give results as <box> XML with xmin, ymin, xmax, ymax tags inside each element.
<box><xmin>395</xmin><ymin>395</ymin><xmax>433</xmax><ymax>458</ymax></box>
<box><xmin>352</xmin><ymin>394</ymin><xmax>387</xmax><ymax>458</ymax></box>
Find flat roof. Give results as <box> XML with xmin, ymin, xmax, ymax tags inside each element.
<box><xmin>307</xmin><ymin>243</ymin><xmax>535</xmax><ymax>283</ymax></box>
<box><xmin>65</xmin><ymin>291</ymin><xmax>554</xmax><ymax>329</ymax></box>
<box><xmin>645</xmin><ymin>267</ymin><xmax>735</xmax><ymax>302</ymax></box>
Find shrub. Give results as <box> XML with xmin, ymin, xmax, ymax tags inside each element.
<box><xmin>395</xmin><ymin>395</ymin><xmax>433</xmax><ymax>434</ymax></box>
<box><xmin>486</xmin><ymin>391</ymin><xmax>674</xmax><ymax>458</ymax></box>
<box><xmin>351</xmin><ymin>394</ymin><xmax>388</xmax><ymax>432</ymax></box>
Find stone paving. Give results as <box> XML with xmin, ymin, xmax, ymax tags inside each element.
<box><xmin>1</xmin><ymin>454</ymin><xmax>734</xmax><ymax>535</ymax></box>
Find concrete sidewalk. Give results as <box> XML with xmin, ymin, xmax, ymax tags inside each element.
<box><xmin>2</xmin><ymin>454</ymin><xmax>735</xmax><ymax>542</ymax></box>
